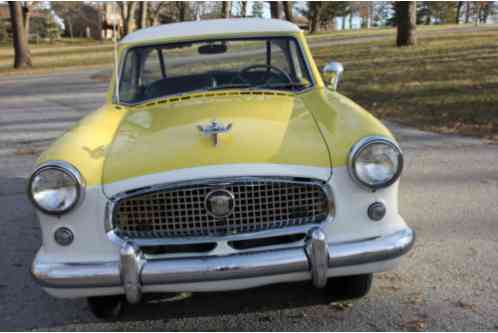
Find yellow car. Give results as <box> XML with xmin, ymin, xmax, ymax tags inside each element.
<box><xmin>28</xmin><ymin>19</ymin><xmax>414</xmax><ymax>318</ymax></box>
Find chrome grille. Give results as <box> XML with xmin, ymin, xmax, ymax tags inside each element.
<box><xmin>113</xmin><ymin>179</ymin><xmax>331</xmax><ymax>239</ymax></box>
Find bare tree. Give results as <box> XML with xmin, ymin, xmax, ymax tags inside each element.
<box><xmin>137</xmin><ymin>2</ymin><xmax>148</xmax><ymax>29</ymax></box>
<box><xmin>283</xmin><ymin>1</ymin><xmax>293</xmax><ymax>22</ymax></box>
<box><xmin>456</xmin><ymin>1</ymin><xmax>463</xmax><ymax>24</ymax></box>
<box><xmin>269</xmin><ymin>1</ymin><xmax>283</xmax><ymax>19</ymax></box>
<box><xmin>8</xmin><ymin>1</ymin><xmax>32</xmax><ymax>68</ymax></box>
<box><xmin>148</xmin><ymin>2</ymin><xmax>168</xmax><ymax>26</ymax></box>
<box><xmin>396</xmin><ymin>1</ymin><xmax>416</xmax><ymax>46</ymax></box>
<box><xmin>308</xmin><ymin>2</ymin><xmax>324</xmax><ymax>33</ymax></box>
<box><xmin>240</xmin><ymin>1</ymin><xmax>247</xmax><ymax>17</ymax></box>
<box><xmin>117</xmin><ymin>2</ymin><xmax>137</xmax><ymax>36</ymax></box>
<box><xmin>464</xmin><ymin>1</ymin><xmax>471</xmax><ymax>23</ymax></box>
<box><xmin>221</xmin><ymin>1</ymin><xmax>232</xmax><ymax>18</ymax></box>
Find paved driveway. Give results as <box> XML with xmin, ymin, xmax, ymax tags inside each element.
<box><xmin>0</xmin><ymin>69</ymin><xmax>497</xmax><ymax>331</ymax></box>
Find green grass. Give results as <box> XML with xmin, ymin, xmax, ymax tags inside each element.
<box><xmin>312</xmin><ymin>29</ymin><xmax>498</xmax><ymax>142</ymax></box>
<box><xmin>1</xmin><ymin>26</ymin><xmax>497</xmax><ymax>141</ymax></box>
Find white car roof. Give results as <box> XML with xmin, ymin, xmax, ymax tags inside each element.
<box><xmin>120</xmin><ymin>18</ymin><xmax>301</xmax><ymax>44</ymax></box>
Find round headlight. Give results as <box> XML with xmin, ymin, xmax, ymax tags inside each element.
<box><xmin>349</xmin><ymin>137</ymin><xmax>403</xmax><ymax>189</ymax></box>
<box><xmin>28</xmin><ymin>162</ymin><xmax>84</xmax><ymax>215</ymax></box>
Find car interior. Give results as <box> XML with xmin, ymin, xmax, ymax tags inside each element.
<box><xmin>119</xmin><ymin>38</ymin><xmax>310</xmax><ymax>104</ymax></box>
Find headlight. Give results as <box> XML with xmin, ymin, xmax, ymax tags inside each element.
<box><xmin>348</xmin><ymin>136</ymin><xmax>403</xmax><ymax>190</ymax></box>
<box><xmin>28</xmin><ymin>161</ymin><xmax>84</xmax><ymax>215</ymax></box>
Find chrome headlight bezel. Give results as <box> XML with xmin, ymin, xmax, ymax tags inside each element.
<box><xmin>27</xmin><ymin>161</ymin><xmax>85</xmax><ymax>215</ymax></box>
<box><xmin>348</xmin><ymin>136</ymin><xmax>404</xmax><ymax>190</ymax></box>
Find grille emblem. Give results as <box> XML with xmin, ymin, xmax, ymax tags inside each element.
<box><xmin>197</xmin><ymin>120</ymin><xmax>232</xmax><ymax>146</ymax></box>
<box><xmin>205</xmin><ymin>189</ymin><xmax>235</xmax><ymax>218</ymax></box>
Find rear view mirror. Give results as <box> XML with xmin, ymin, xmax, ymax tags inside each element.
<box><xmin>198</xmin><ymin>43</ymin><xmax>227</xmax><ymax>55</ymax></box>
<box><xmin>323</xmin><ymin>62</ymin><xmax>344</xmax><ymax>91</ymax></box>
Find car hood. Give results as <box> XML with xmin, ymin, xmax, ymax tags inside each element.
<box><xmin>102</xmin><ymin>92</ymin><xmax>331</xmax><ymax>196</ymax></box>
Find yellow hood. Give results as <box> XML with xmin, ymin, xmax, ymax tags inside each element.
<box><xmin>102</xmin><ymin>92</ymin><xmax>331</xmax><ymax>190</ymax></box>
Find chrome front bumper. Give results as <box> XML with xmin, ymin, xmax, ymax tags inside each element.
<box><xmin>32</xmin><ymin>228</ymin><xmax>415</xmax><ymax>303</ymax></box>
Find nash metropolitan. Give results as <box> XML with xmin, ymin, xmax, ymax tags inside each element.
<box><xmin>29</xmin><ymin>19</ymin><xmax>414</xmax><ymax>318</ymax></box>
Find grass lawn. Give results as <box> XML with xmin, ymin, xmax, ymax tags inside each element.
<box><xmin>1</xmin><ymin>25</ymin><xmax>497</xmax><ymax>141</ymax></box>
<box><xmin>312</xmin><ymin>29</ymin><xmax>498</xmax><ymax>142</ymax></box>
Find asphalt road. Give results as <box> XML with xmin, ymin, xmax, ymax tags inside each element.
<box><xmin>1</xmin><ymin>41</ymin><xmax>498</xmax><ymax>331</ymax></box>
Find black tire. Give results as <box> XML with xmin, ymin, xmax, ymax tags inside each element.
<box><xmin>324</xmin><ymin>274</ymin><xmax>373</xmax><ymax>301</ymax></box>
<box><xmin>87</xmin><ymin>295</ymin><xmax>125</xmax><ymax>319</ymax></box>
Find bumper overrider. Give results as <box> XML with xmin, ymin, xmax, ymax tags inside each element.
<box><xmin>32</xmin><ymin>227</ymin><xmax>415</xmax><ymax>303</ymax></box>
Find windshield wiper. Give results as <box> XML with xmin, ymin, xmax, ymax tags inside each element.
<box><xmin>207</xmin><ymin>83</ymin><xmax>253</xmax><ymax>91</ymax></box>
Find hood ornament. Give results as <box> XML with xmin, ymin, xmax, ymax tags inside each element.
<box><xmin>197</xmin><ymin>120</ymin><xmax>232</xmax><ymax>147</ymax></box>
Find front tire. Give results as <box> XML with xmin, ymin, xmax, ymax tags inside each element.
<box><xmin>324</xmin><ymin>274</ymin><xmax>373</xmax><ymax>301</ymax></box>
<box><xmin>87</xmin><ymin>295</ymin><xmax>125</xmax><ymax>319</ymax></box>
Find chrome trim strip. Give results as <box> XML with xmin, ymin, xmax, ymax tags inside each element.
<box><xmin>105</xmin><ymin>176</ymin><xmax>335</xmax><ymax>246</ymax></box>
<box><xmin>328</xmin><ymin>228</ymin><xmax>415</xmax><ymax>267</ymax></box>
<box><xmin>33</xmin><ymin>228</ymin><xmax>415</xmax><ymax>291</ymax></box>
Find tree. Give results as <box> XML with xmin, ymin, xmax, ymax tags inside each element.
<box><xmin>221</xmin><ymin>1</ymin><xmax>231</xmax><ymax>18</ymax></box>
<box><xmin>456</xmin><ymin>1</ymin><xmax>463</xmax><ymax>23</ymax></box>
<box><xmin>148</xmin><ymin>2</ymin><xmax>168</xmax><ymax>26</ymax></box>
<box><xmin>240</xmin><ymin>1</ymin><xmax>247</xmax><ymax>17</ymax></box>
<box><xmin>117</xmin><ymin>2</ymin><xmax>137</xmax><ymax>36</ymax></box>
<box><xmin>269</xmin><ymin>2</ymin><xmax>283</xmax><ymax>19</ymax></box>
<box><xmin>8</xmin><ymin>1</ymin><xmax>32</xmax><ymax>68</ymax></box>
<box><xmin>252</xmin><ymin>2</ymin><xmax>264</xmax><ymax>18</ymax></box>
<box><xmin>308</xmin><ymin>2</ymin><xmax>324</xmax><ymax>33</ymax></box>
<box><xmin>396</xmin><ymin>1</ymin><xmax>416</xmax><ymax>46</ymax></box>
<box><xmin>283</xmin><ymin>1</ymin><xmax>294</xmax><ymax>22</ymax></box>
<box><xmin>137</xmin><ymin>2</ymin><xmax>148</xmax><ymax>29</ymax></box>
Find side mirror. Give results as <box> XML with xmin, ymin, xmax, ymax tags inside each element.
<box><xmin>323</xmin><ymin>62</ymin><xmax>344</xmax><ymax>91</ymax></box>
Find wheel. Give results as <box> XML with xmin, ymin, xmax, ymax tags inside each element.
<box><xmin>324</xmin><ymin>274</ymin><xmax>373</xmax><ymax>301</ymax></box>
<box><xmin>87</xmin><ymin>295</ymin><xmax>125</xmax><ymax>319</ymax></box>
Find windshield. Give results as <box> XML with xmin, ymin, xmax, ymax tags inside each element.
<box><xmin>119</xmin><ymin>37</ymin><xmax>313</xmax><ymax>104</ymax></box>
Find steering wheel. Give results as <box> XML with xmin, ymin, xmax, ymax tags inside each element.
<box><xmin>238</xmin><ymin>64</ymin><xmax>293</xmax><ymax>86</ymax></box>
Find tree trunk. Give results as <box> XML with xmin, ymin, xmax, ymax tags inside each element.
<box><xmin>396</xmin><ymin>1</ymin><xmax>416</xmax><ymax>47</ymax></box>
<box><xmin>456</xmin><ymin>1</ymin><xmax>463</xmax><ymax>24</ymax></box>
<box><xmin>464</xmin><ymin>2</ymin><xmax>470</xmax><ymax>23</ymax></box>
<box><xmin>22</xmin><ymin>3</ymin><xmax>31</xmax><ymax>36</ymax></box>
<box><xmin>120</xmin><ymin>2</ymin><xmax>137</xmax><ymax>36</ymax></box>
<box><xmin>8</xmin><ymin>1</ymin><xmax>32</xmax><ymax>68</ymax></box>
<box><xmin>240</xmin><ymin>1</ymin><xmax>247</xmax><ymax>17</ymax></box>
<box><xmin>138</xmin><ymin>2</ymin><xmax>148</xmax><ymax>29</ymax></box>
<box><xmin>270</xmin><ymin>2</ymin><xmax>282</xmax><ymax>19</ymax></box>
<box><xmin>176</xmin><ymin>2</ymin><xmax>187</xmax><ymax>21</ymax></box>
<box><xmin>221</xmin><ymin>1</ymin><xmax>231</xmax><ymax>18</ymax></box>
<box><xmin>309</xmin><ymin>3</ymin><xmax>322</xmax><ymax>33</ymax></box>
<box><xmin>283</xmin><ymin>2</ymin><xmax>293</xmax><ymax>22</ymax></box>
<box><xmin>342</xmin><ymin>15</ymin><xmax>346</xmax><ymax>30</ymax></box>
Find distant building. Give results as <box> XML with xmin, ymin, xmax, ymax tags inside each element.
<box><xmin>0</xmin><ymin>4</ymin><xmax>9</xmax><ymax>19</ymax></box>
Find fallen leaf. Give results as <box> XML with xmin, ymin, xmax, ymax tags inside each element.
<box><xmin>455</xmin><ymin>300</ymin><xmax>478</xmax><ymax>311</ymax></box>
<box><xmin>402</xmin><ymin>319</ymin><xmax>426</xmax><ymax>331</ymax></box>
<box><xmin>329</xmin><ymin>302</ymin><xmax>353</xmax><ymax>311</ymax></box>
<box><xmin>15</xmin><ymin>147</ymin><xmax>38</xmax><ymax>156</ymax></box>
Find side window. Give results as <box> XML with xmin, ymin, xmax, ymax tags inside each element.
<box><xmin>289</xmin><ymin>41</ymin><xmax>306</xmax><ymax>82</ymax></box>
<box><xmin>142</xmin><ymin>49</ymin><xmax>164</xmax><ymax>85</ymax></box>
<box><xmin>270</xmin><ymin>39</ymin><xmax>291</xmax><ymax>73</ymax></box>
<box><xmin>120</xmin><ymin>51</ymin><xmax>139</xmax><ymax>102</ymax></box>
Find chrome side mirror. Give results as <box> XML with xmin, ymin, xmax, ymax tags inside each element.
<box><xmin>323</xmin><ymin>62</ymin><xmax>344</xmax><ymax>91</ymax></box>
